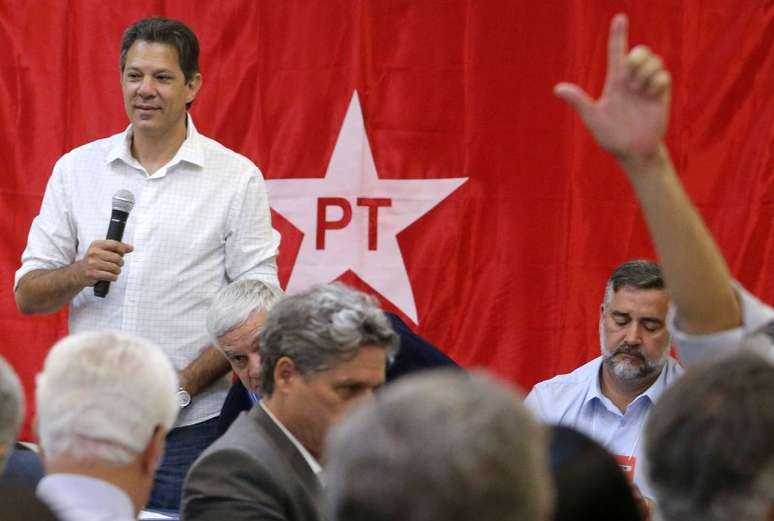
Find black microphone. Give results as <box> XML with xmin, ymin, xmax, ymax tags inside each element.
<box><xmin>94</xmin><ymin>189</ymin><xmax>135</xmax><ymax>298</ymax></box>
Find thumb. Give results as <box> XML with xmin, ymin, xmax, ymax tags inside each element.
<box><xmin>554</xmin><ymin>82</ymin><xmax>595</xmax><ymax>120</ymax></box>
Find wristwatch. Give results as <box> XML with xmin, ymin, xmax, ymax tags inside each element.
<box><xmin>177</xmin><ymin>387</ymin><xmax>192</xmax><ymax>409</ymax></box>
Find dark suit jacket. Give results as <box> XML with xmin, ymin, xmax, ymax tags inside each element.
<box><xmin>217</xmin><ymin>313</ymin><xmax>460</xmax><ymax>436</ymax></box>
<box><xmin>182</xmin><ymin>405</ymin><xmax>324</xmax><ymax>521</ymax></box>
<box><xmin>1</xmin><ymin>443</ymin><xmax>45</xmax><ymax>489</ymax></box>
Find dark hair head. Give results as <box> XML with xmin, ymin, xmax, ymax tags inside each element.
<box><xmin>604</xmin><ymin>259</ymin><xmax>664</xmax><ymax>307</ymax></box>
<box><xmin>120</xmin><ymin>17</ymin><xmax>200</xmax><ymax>82</ymax></box>
<box><xmin>645</xmin><ymin>350</ymin><xmax>774</xmax><ymax>521</ymax></box>
<box><xmin>549</xmin><ymin>426</ymin><xmax>641</xmax><ymax>521</ymax></box>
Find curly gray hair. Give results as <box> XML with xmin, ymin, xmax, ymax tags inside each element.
<box><xmin>258</xmin><ymin>283</ymin><xmax>399</xmax><ymax>396</ymax></box>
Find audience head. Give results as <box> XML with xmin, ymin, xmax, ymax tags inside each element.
<box><xmin>0</xmin><ymin>355</ymin><xmax>24</xmax><ymax>472</ymax></box>
<box><xmin>549</xmin><ymin>426</ymin><xmax>641</xmax><ymax>521</ymax></box>
<box><xmin>207</xmin><ymin>279</ymin><xmax>284</xmax><ymax>393</ymax></box>
<box><xmin>36</xmin><ymin>331</ymin><xmax>178</xmax><ymax>467</ymax></box>
<box><xmin>599</xmin><ymin>259</ymin><xmax>671</xmax><ymax>383</ymax></box>
<box><xmin>325</xmin><ymin>369</ymin><xmax>554</xmax><ymax>521</ymax></box>
<box><xmin>645</xmin><ymin>350</ymin><xmax>774</xmax><ymax>521</ymax></box>
<box><xmin>258</xmin><ymin>282</ymin><xmax>399</xmax><ymax>457</ymax></box>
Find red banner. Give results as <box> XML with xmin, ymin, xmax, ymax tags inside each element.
<box><xmin>1</xmin><ymin>1</ymin><xmax>772</xmax><ymax>439</ymax></box>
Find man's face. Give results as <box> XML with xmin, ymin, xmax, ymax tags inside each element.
<box><xmin>283</xmin><ymin>345</ymin><xmax>386</xmax><ymax>458</ymax></box>
<box><xmin>217</xmin><ymin>310</ymin><xmax>268</xmax><ymax>394</ymax></box>
<box><xmin>600</xmin><ymin>287</ymin><xmax>671</xmax><ymax>382</ymax></box>
<box><xmin>121</xmin><ymin>40</ymin><xmax>201</xmax><ymax>139</ymax></box>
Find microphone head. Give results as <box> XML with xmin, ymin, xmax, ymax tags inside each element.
<box><xmin>112</xmin><ymin>189</ymin><xmax>135</xmax><ymax>214</ymax></box>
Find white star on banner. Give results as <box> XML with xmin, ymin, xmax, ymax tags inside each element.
<box><xmin>266</xmin><ymin>92</ymin><xmax>467</xmax><ymax>323</ymax></box>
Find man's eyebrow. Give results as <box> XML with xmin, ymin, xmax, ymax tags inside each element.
<box><xmin>332</xmin><ymin>379</ymin><xmax>366</xmax><ymax>388</ymax></box>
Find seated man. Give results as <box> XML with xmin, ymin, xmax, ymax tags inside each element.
<box><xmin>526</xmin><ymin>259</ymin><xmax>682</xmax><ymax>500</ymax></box>
<box><xmin>34</xmin><ymin>332</ymin><xmax>179</xmax><ymax>521</ymax></box>
<box><xmin>324</xmin><ymin>370</ymin><xmax>554</xmax><ymax>521</ymax></box>
<box><xmin>208</xmin><ymin>279</ymin><xmax>459</xmax><ymax>436</ymax></box>
<box><xmin>206</xmin><ymin>279</ymin><xmax>285</xmax><ymax>435</ymax></box>
<box><xmin>645</xmin><ymin>349</ymin><xmax>774</xmax><ymax>521</ymax></box>
<box><xmin>182</xmin><ymin>283</ymin><xmax>399</xmax><ymax>521</ymax></box>
<box><xmin>0</xmin><ymin>355</ymin><xmax>24</xmax><ymax>474</ymax></box>
<box><xmin>552</xmin><ymin>12</ymin><xmax>771</xmax><ymax>364</ymax></box>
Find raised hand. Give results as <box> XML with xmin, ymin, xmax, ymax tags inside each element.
<box><xmin>554</xmin><ymin>14</ymin><xmax>671</xmax><ymax>163</ymax></box>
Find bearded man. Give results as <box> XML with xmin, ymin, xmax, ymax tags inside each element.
<box><xmin>526</xmin><ymin>259</ymin><xmax>682</xmax><ymax>501</ymax></box>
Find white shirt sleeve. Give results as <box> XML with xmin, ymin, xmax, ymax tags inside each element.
<box><xmin>14</xmin><ymin>156</ymin><xmax>78</xmax><ymax>289</ymax></box>
<box><xmin>224</xmin><ymin>169</ymin><xmax>281</xmax><ymax>286</ymax></box>
<box><xmin>669</xmin><ymin>282</ymin><xmax>774</xmax><ymax>366</ymax></box>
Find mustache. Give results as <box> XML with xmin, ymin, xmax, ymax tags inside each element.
<box><xmin>611</xmin><ymin>343</ymin><xmax>645</xmax><ymax>362</ymax></box>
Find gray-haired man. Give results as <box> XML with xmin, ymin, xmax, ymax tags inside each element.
<box><xmin>325</xmin><ymin>370</ymin><xmax>554</xmax><ymax>521</ymax></box>
<box><xmin>526</xmin><ymin>259</ymin><xmax>682</xmax><ymax>501</ymax></box>
<box><xmin>182</xmin><ymin>283</ymin><xmax>399</xmax><ymax>521</ymax></box>
<box><xmin>645</xmin><ymin>350</ymin><xmax>774</xmax><ymax>521</ymax></box>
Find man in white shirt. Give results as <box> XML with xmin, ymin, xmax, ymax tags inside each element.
<box><xmin>526</xmin><ymin>259</ymin><xmax>682</xmax><ymax>500</ymax></box>
<box><xmin>35</xmin><ymin>331</ymin><xmax>179</xmax><ymax>521</ymax></box>
<box><xmin>181</xmin><ymin>283</ymin><xmax>399</xmax><ymax>521</ymax></box>
<box><xmin>14</xmin><ymin>16</ymin><xmax>280</xmax><ymax>508</ymax></box>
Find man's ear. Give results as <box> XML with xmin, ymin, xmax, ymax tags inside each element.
<box><xmin>140</xmin><ymin>427</ymin><xmax>166</xmax><ymax>476</ymax></box>
<box><xmin>273</xmin><ymin>357</ymin><xmax>299</xmax><ymax>393</ymax></box>
<box><xmin>186</xmin><ymin>73</ymin><xmax>203</xmax><ymax>105</ymax></box>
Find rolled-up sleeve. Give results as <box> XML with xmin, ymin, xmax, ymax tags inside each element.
<box><xmin>224</xmin><ymin>169</ymin><xmax>281</xmax><ymax>287</ymax></box>
<box><xmin>14</xmin><ymin>157</ymin><xmax>78</xmax><ymax>290</ymax></box>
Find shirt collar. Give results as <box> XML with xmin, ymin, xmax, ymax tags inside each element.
<box><xmin>105</xmin><ymin>113</ymin><xmax>205</xmax><ymax>171</ymax></box>
<box><xmin>259</xmin><ymin>400</ymin><xmax>324</xmax><ymax>479</ymax></box>
<box><xmin>37</xmin><ymin>473</ymin><xmax>135</xmax><ymax>521</ymax></box>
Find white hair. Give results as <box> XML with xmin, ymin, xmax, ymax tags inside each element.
<box><xmin>35</xmin><ymin>331</ymin><xmax>179</xmax><ymax>465</ymax></box>
<box><xmin>0</xmin><ymin>356</ymin><xmax>24</xmax><ymax>471</ymax></box>
<box><xmin>206</xmin><ymin>279</ymin><xmax>285</xmax><ymax>349</ymax></box>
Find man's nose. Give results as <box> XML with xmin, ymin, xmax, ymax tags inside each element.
<box><xmin>623</xmin><ymin>321</ymin><xmax>642</xmax><ymax>344</ymax></box>
<box><xmin>137</xmin><ymin>76</ymin><xmax>155</xmax><ymax>96</ymax></box>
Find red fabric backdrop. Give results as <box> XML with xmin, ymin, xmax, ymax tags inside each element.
<box><xmin>1</xmin><ymin>1</ymin><xmax>772</xmax><ymax>439</ymax></box>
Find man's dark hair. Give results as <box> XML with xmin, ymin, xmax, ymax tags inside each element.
<box><xmin>645</xmin><ymin>350</ymin><xmax>774</xmax><ymax>521</ymax></box>
<box><xmin>604</xmin><ymin>259</ymin><xmax>664</xmax><ymax>307</ymax></box>
<box><xmin>120</xmin><ymin>17</ymin><xmax>200</xmax><ymax>82</ymax></box>
<box><xmin>549</xmin><ymin>426</ymin><xmax>641</xmax><ymax>521</ymax></box>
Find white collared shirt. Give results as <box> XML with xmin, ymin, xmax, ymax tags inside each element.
<box><xmin>37</xmin><ymin>473</ymin><xmax>136</xmax><ymax>521</ymax></box>
<box><xmin>16</xmin><ymin>116</ymin><xmax>280</xmax><ymax>427</ymax></box>
<box><xmin>259</xmin><ymin>400</ymin><xmax>324</xmax><ymax>481</ymax></box>
<box><xmin>525</xmin><ymin>356</ymin><xmax>683</xmax><ymax>499</ymax></box>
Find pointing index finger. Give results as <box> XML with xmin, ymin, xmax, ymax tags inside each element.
<box><xmin>607</xmin><ymin>13</ymin><xmax>629</xmax><ymax>81</ymax></box>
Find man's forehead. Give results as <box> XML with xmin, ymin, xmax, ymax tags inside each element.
<box><xmin>124</xmin><ymin>40</ymin><xmax>181</xmax><ymax>69</ymax></box>
<box><xmin>312</xmin><ymin>346</ymin><xmax>387</xmax><ymax>382</ymax></box>
<box><xmin>218</xmin><ymin>310</ymin><xmax>268</xmax><ymax>352</ymax></box>
<box><xmin>609</xmin><ymin>287</ymin><xmax>669</xmax><ymax>315</ymax></box>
